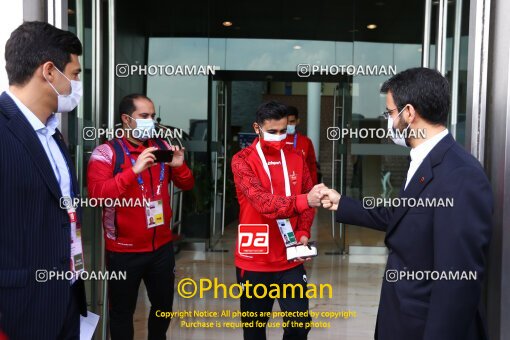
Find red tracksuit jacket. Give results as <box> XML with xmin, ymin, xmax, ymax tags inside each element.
<box><xmin>285</xmin><ymin>132</ymin><xmax>318</xmax><ymax>184</ymax></box>
<box><xmin>232</xmin><ymin>138</ymin><xmax>315</xmax><ymax>272</ymax></box>
<box><xmin>87</xmin><ymin>137</ymin><xmax>194</xmax><ymax>252</ymax></box>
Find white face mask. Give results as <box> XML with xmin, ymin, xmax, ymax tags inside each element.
<box><xmin>127</xmin><ymin>116</ymin><xmax>155</xmax><ymax>141</ymax></box>
<box><xmin>44</xmin><ymin>66</ymin><xmax>82</xmax><ymax>113</ymax></box>
<box><xmin>286</xmin><ymin>124</ymin><xmax>296</xmax><ymax>134</ymax></box>
<box><xmin>387</xmin><ymin>106</ymin><xmax>410</xmax><ymax>147</ymax></box>
<box><xmin>262</xmin><ymin>130</ymin><xmax>287</xmax><ymax>141</ymax></box>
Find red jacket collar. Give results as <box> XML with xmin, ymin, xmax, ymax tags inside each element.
<box><xmin>120</xmin><ymin>137</ymin><xmax>154</xmax><ymax>153</ymax></box>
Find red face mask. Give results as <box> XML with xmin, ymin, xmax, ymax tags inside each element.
<box><xmin>260</xmin><ymin>138</ymin><xmax>286</xmax><ymax>152</ymax></box>
<box><xmin>258</xmin><ymin>128</ymin><xmax>287</xmax><ymax>152</ymax></box>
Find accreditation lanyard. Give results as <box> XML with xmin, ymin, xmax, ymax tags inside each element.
<box><xmin>255</xmin><ymin>142</ymin><xmax>297</xmax><ymax>246</ymax></box>
<box><xmin>57</xmin><ymin>144</ymin><xmax>84</xmax><ymax>275</ymax></box>
<box><xmin>119</xmin><ymin>139</ymin><xmax>165</xmax><ymax>197</ymax></box>
<box><xmin>256</xmin><ymin>142</ymin><xmax>291</xmax><ymax>196</ymax></box>
<box><xmin>293</xmin><ymin>133</ymin><xmax>298</xmax><ymax>149</ymax></box>
<box><xmin>67</xmin><ymin>202</ymin><xmax>84</xmax><ymax>275</ymax></box>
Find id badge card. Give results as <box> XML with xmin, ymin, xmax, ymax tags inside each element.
<box><xmin>146</xmin><ymin>199</ymin><xmax>165</xmax><ymax>228</ymax></box>
<box><xmin>69</xmin><ymin>210</ymin><xmax>85</xmax><ymax>273</ymax></box>
<box><xmin>277</xmin><ymin>218</ymin><xmax>297</xmax><ymax>246</ymax></box>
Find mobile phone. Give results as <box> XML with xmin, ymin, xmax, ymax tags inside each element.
<box><xmin>152</xmin><ymin>149</ymin><xmax>174</xmax><ymax>163</ymax></box>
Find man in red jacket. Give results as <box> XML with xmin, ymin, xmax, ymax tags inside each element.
<box><xmin>284</xmin><ymin>106</ymin><xmax>318</xmax><ymax>184</ymax></box>
<box><xmin>87</xmin><ymin>93</ymin><xmax>194</xmax><ymax>340</ymax></box>
<box><xmin>232</xmin><ymin>101</ymin><xmax>324</xmax><ymax>340</ymax></box>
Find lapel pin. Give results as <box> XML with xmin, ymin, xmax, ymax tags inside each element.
<box><xmin>419</xmin><ymin>176</ymin><xmax>425</xmax><ymax>183</ymax></box>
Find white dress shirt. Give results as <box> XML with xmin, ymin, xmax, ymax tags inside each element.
<box><xmin>6</xmin><ymin>90</ymin><xmax>81</xmax><ymax>284</ymax></box>
<box><xmin>405</xmin><ymin>128</ymin><xmax>449</xmax><ymax>190</ymax></box>
<box><xmin>6</xmin><ymin>90</ymin><xmax>72</xmax><ymax>199</ymax></box>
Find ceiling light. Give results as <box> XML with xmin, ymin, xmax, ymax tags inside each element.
<box><xmin>367</xmin><ymin>24</ymin><xmax>377</xmax><ymax>30</ymax></box>
<box><xmin>293</xmin><ymin>45</ymin><xmax>302</xmax><ymax>50</ymax></box>
<box><xmin>222</xmin><ymin>21</ymin><xmax>233</xmax><ymax>27</ymax></box>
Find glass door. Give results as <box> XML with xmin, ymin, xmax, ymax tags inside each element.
<box><xmin>68</xmin><ymin>0</ymin><xmax>112</xmax><ymax>338</ymax></box>
<box><xmin>424</xmin><ymin>0</ymin><xmax>470</xmax><ymax>145</ymax></box>
<box><xmin>68</xmin><ymin>0</ymin><xmax>104</xmax><ymax>313</ymax></box>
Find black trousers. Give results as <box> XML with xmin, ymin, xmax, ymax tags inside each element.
<box><xmin>107</xmin><ymin>242</ymin><xmax>175</xmax><ymax>340</ymax></box>
<box><xmin>236</xmin><ymin>265</ymin><xmax>312</xmax><ymax>340</ymax></box>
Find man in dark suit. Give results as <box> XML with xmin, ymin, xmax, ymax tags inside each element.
<box><xmin>320</xmin><ymin>68</ymin><xmax>493</xmax><ymax>340</ymax></box>
<box><xmin>0</xmin><ymin>22</ymin><xmax>87</xmax><ymax>339</ymax></box>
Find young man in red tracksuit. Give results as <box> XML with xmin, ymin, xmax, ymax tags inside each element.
<box><xmin>284</xmin><ymin>106</ymin><xmax>318</xmax><ymax>185</ymax></box>
<box><xmin>87</xmin><ymin>94</ymin><xmax>194</xmax><ymax>340</ymax></box>
<box><xmin>232</xmin><ymin>101</ymin><xmax>324</xmax><ymax>340</ymax></box>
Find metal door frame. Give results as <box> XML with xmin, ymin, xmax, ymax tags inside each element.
<box><xmin>331</xmin><ymin>82</ymin><xmax>348</xmax><ymax>253</ymax></box>
<box><xmin>208</xmin><ymin>79</ymin><xmax>229</xmax><ymax>250</ymax></box>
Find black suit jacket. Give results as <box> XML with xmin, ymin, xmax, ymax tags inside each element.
<box><xmin>336</xmin><ymin>133</ymin><xmax>493</xmax><ymax>340</ymax></box>
<box><xmin>0</xmin><ymin>92</ymin><xmax>87</xmax><ymax>339</ymax></box>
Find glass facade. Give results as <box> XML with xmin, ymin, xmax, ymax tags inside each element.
<box><xmin>62</xmin><ymin>0</ymin><xmax>475</xmax><ymax>322</ymax></box>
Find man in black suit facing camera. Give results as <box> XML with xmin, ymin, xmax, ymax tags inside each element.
<box><xmin>0</xmin><ymin>22</ymin><xmax>87</xmax><ymax>339</ymax></box>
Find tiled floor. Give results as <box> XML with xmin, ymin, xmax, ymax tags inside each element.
<box><xmin>132</xmin><ymin>209</ymin><xmax>387</xmax><ymax>339</ymax></box>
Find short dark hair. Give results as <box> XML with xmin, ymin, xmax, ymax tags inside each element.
<box><xmin>255</xmin><ymin>101</ymin><xmax>288</xmax><ymax>125</ymax></box>
<box><xmin>380</xmin><ymin>67</ymin><xmax>450</xmax><ymax>125</ymax></box>
<box><xmin>5</xmin><ymin>21</ymin><xmax>82</xmax><ymax>86</ymax></box>
<box><xmin>286</xmin><ymin>106</ymin><xmax>299</xmax><ymax>118</ymax></box>
<box><xmin>119</xmin><ymin>94</ymin><xmax>152</xmax><ymax>117</ymax></box>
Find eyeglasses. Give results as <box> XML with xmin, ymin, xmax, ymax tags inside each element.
<box><xmin>381</xmin><ymin>106</ymin><xmax>403</xmax><ymax>119</ymax></box>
